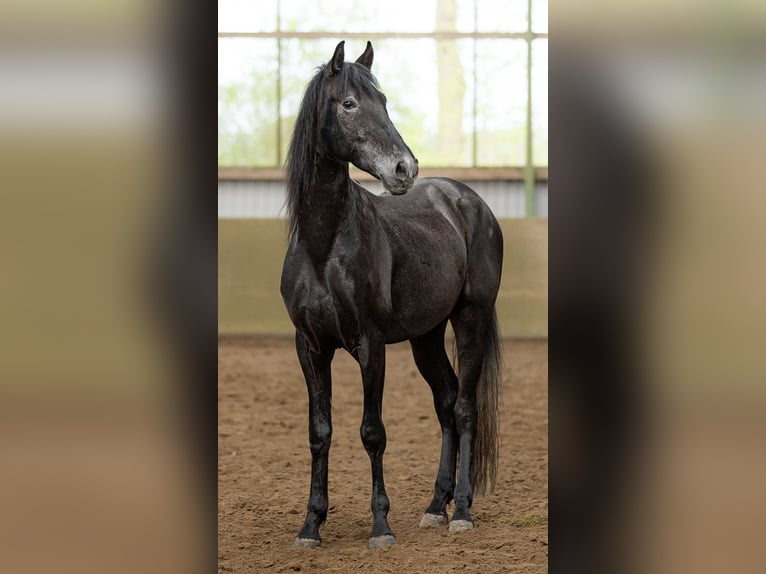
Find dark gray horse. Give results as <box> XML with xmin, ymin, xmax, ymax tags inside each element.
<box><xmin>280</xmin><ymin>41</ymin><xmax>503</xmax><ymax>549</ymax></box>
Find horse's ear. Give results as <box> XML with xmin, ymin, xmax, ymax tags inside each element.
<box><xmin>326</xmin><ymin>41</ymin><xmax>345</xmax><ymax>77</ymax></box>
<box><xmin>355</xmin><ymin>41</ymin><xmax>374</xmax><ymax>70</ymax></box>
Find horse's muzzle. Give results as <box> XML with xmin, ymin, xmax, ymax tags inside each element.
<box><xmin>386</xmin><ymin>156</ymin><xmax>418</xmax><ymax>195</ymax></box>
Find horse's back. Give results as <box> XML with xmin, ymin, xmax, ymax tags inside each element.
<box><xmin>379</xmin><ymin>177</ymin><xmax>499</xmax><ymax>229</ymax></box>
<box><xmin>377</xmin><ymin>177</ymin><xmax>502</xmax><ymax>262</ymax></box>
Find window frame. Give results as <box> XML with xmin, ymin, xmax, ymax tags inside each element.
<box><xmin>218</xmin><ymin>1</ymin><xmax>548</xmax><ymax>214</ymax></box>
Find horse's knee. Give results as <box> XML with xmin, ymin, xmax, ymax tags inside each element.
<box><xmin>310</xmin><ymin>419</ymin><xmax>332</xmax><ymax>456</ymax></box>
<box><xmin>360</xmin><ymin>419</ymin><xmax>386</xmax><ymax>454</ymax></box>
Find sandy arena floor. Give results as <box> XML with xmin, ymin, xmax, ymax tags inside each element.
<box><xmin>218</xmin><ymin>337</ymin><xmax>548</xmax><ymax>573</ymax></box>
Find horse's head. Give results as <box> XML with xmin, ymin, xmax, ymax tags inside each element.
<box><xmin>319</xmin><ymin>41</ymin><xmax>419</xmax><ymax>195</ymax></box>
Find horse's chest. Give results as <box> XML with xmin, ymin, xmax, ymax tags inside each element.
<box><xmin>282</xmin><ymin>269</ymin><xmax>335</xmax><ymax>334</ymax></box>
<box><xmin>282</xmin><ymin>251</ymin><xmax>365</xmax><ymax>348</ymax></box>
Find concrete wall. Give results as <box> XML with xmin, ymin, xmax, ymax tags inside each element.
<box><xmin>218</xmin><ymin>218</ymin><xmax>547</xmax><ymax>338</ymax></box>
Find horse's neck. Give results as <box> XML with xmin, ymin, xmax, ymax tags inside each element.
<box><xmin>296</xmin><ymin>157</ymin><xmax>353</xmax><ymax>260</ymax></box>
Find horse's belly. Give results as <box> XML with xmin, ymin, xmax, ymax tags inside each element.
<box><xmin>389</xmin><ymin>252</ymin><xmax>466</xmax><ymax>336</ymax></box>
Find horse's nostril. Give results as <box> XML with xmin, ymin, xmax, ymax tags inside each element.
<box><xmin>395</xmin><ymin>160</ymin><xmax>407</xmax><ymax>179</ymax></box>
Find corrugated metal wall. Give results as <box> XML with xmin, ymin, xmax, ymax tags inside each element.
<box><xmin>218</xmin><ymin>180</ymin><xmax>548</xmax><ymax>219</ymax></box>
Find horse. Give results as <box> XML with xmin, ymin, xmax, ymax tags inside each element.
<box><xmin>280</xmin><ymin>40</ymin><xmax>504</xmax><ymax>549</ymax></box>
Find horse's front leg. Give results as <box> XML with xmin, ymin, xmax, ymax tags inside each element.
<box><xmin>356</xmin><ymin>338</ymin><xmax>396</xmax><ymax>548</ymax></box>
<box><xmin>293</xmin><ymin>333</ymin><xmax>334</xmax><ymax>548</ymax></box>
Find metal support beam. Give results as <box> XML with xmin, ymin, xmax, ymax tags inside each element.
<box><xmin>524</xmin><ymin>0</ymin><xmax>535</xmax><ymax>217</ymax></box>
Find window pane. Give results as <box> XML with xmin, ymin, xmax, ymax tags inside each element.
<box><xmin>532</xmin><ymin>39</ymin><xmax>548</xmax><ymax>166</ymax></box>
<box><xmin>279</xmin><ymin>39</ymin><xmax>475</xmax><ymax>167</ymax></box>
<box><xmin>279</xmin><ymin>0</ymin><xmax>476</xmax><ymax>33</ymax></box>
<box><xmin>475</xmin><ymin>39</ymin><xmax>527</xmax><ymax>166</ymax></box>
<box><xmin>532</xmin><ymin>0</ymin><xmax>548</xmax><ymax>33</ymax></box>
<box><xmin>218</xmin><ymin>39</ymin><xmax>279</xmax><ymax>167</ymax></box>
<box><xmin>377</xmin><ymin>39</ymin><xmax>475</xmax><ymax>166</ymax></box>
<box><xmin>476</xmin><ymin>0</ymin><xmax>528</xmax><ymax>33</ymax></box>
<box><xmin>218</xmin><ymin>0</ymin><xmax>277</xmax><ymax>33</ymax></box>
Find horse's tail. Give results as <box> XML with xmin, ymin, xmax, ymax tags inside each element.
<box><xmin>471</xmin><ymin>308</ymin><xmax>501</xmax><ymax>496</ymax></box>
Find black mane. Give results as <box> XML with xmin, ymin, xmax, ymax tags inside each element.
<box><xmin>284</xmin><ymin>62</ymin><xmax>380</xmax><ymax>238</ymax></box>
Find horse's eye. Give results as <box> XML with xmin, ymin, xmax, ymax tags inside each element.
<box><xmin>342</xmin><ymin>100</ymin><xmax>356</xmax><ymax>110</ymax></box>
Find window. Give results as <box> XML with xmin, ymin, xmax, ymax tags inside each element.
<box><xmin>218</xmin><ymin>0</ymin><xmax>548</xmax><ymax>209</ymax></box>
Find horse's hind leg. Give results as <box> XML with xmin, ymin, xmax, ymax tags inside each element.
<box><xmin>410</xmin><ymin>321</ymin><xmax>458</xmax><ymax>527</ymax></box>
<box><xmin>449</xmin><ymin>305</ymin><xmax>493</xmax><ymax>531</ymax></box>
<box><xmin>293</xmin><ymin>333</ymin><xmax>334</xmax><ymax>548</ymax></box>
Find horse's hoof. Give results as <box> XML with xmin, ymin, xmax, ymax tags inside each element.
<box><xmin>419</xmin><ymin>513</ymin><xmax>448</xmax><ymax>527</ymax></box>
<box><xmin>368</xmin><ymin>534</ymin><xmax>397</xmax><ymax>549</ymax></box>
<box><xmin>293</xmin><ymin>537</ymin><xmax>321</xmax><ymax>548</ymax></box>
<box><xmin>448</xmin><ymin>519</ymin><xmax>474</xmax><ymax>533</ymax></box>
